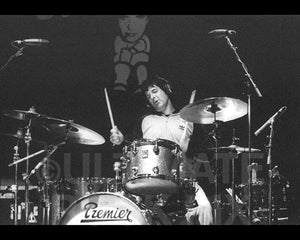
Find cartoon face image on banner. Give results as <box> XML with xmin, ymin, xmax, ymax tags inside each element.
<box><xmin>113</xmin><ymin>15</ymin><xmax>150</xmax><ymax>93</ymax></box>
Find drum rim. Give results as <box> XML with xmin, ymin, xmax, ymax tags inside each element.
<box><xmin>62</xmin><ymin>177</ymin><xmax>109</xmax><ymax>182</ymax></box>
<box><xmin>125</xmin><ymin>138</ymin><xmax>181</xmax><ymax>150</ymax></box>
<box><xmin>126</xmin><ymin>174</ymin><xmax>176</xmax><ymax>182</ymax></box>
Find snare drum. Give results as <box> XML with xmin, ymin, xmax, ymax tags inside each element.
<box><xmin>59</xmin><ymin>192</ymin><xmax>161</xmax><ymax>225</ymax></box>
<box><xmin>121</xmin><ymin>139</ymin><xmax>181</xmax><ymax>195</ymax></box>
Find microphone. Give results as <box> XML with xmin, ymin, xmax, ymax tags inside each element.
<box><xmin>254</xmin><ymin>106</ymin><xmax>287</xmax><ymax>136</ymax></box>
<box><xmin>271</xmin><ymin>165</ymin><xmax>280</xmax><ymax>178</ymax></box>
<box><xmin>208</xmin><ymin>29</ymin><xmax>236</xmax><ymax>39</ymax></box>
<box><xmin>23</xmin><ymin>157</ymin><xmax>48</xmax><ymax>181</ymax></box>
<box><xmin>272</xmin><ymin>165</ymin><xmax>279</xmax><ymax>172</ymax></box>
<box><xmin>12</xmin><ymin>38</ymin><xmax>49</xmax><ymax>46</ymax></box>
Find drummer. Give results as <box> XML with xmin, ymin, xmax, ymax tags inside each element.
<box><xmin>110</xmin><ymin>75</ymin><xmax>213</xmax><ymax>225</ymax></box>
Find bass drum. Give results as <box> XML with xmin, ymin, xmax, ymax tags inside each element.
<box><xmin>49</xmin><ymin>177</ymin><xmax>120</xmax><ymax>225</ymax></box>
<box><xmin>59</xmin><ymin>192</ymin><xmax>161</xmax><ymax>225</ymax></box>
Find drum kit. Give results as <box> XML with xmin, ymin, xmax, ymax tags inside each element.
<box><xmin>1</xmin><ymin>95</ymin><xmax>287</xmax><ymax>225</ymax></box>
<box><xmin>0</xmin><ymin>27</ymin><xmax>290</xmax><ymax>225</ymax></box>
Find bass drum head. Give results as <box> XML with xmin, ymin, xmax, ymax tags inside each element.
<box><xmin>59</xmin><ymin>192</ymin><xmax>152</xmax><ymax>225</ymax></box>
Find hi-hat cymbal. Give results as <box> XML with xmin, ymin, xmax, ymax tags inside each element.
<box><xmin>179</xmin><ymin>97</ymin><xmax>247</xmax><ymax>124</ymax></box>
<box><xmin>209</xmin><ymin>144</ymin><xmax>261</xmax><ymax>153</ymax></box>
<box><xmin>0</xmin><ymin>130</ymin><xmax>48</xmax><ymax>145</ymax></box>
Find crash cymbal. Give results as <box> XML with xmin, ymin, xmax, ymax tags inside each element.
<box><xmin>3</xmin><ymin>109</ymin><xmax>105</xmax><ymax>145</ymax></box>
<box><xmin>179</xmin><ymin>97</ymin><xmax>247</xmax><ymax>124</ymax></box>
<box><xmin>35</xmin><ymin>116</ymin><xmax>105</xmax><ymax>145</ymax></box>
<box><xmin>45</xmin><ymin>121</ymin><xmax>105</xmax><ymax>145</ymax></box>
<box><xmin>209</xmin><ymin>144</ymin><xmax>261</xmax><ymax>153</ymax></box>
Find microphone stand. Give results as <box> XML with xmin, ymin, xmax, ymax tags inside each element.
<box><xmin>266</xmin><ymin>119</ymin><xmax>275</xmax><ymax>225</ymax></box>
<box><xmin>224</xmin><ymin>36</ymin><xmax>262</xmax><ymax>224</ymax></box>
<box><xmin>0</xmin><ymin>46</ymin><xmax>25</xmax><ymax>73</ymax></box>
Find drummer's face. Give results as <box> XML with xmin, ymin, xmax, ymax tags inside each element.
<box><xmin>145</xmin><ymin>85</ymin><xmax>169</xmax><ymax>112</ymax></box>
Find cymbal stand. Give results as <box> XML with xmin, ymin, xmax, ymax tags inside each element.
<box><xmin>209</xmin><ymin>102</ymin><xmax>222</xmax><ymax>225</ymax></box>
<box><xmin>23</xmin><ymin>107</ymin><xmax>35</xmax><ymax>225</ymax></box>
<box><xmin>9</xmin><ymin>142</ymin><xmax>65</xmax><ymax>225</ymax></box>
<box><xmin>40</xmin><ymin>146</ymin><xmax>59</xmax><ymax>225</ymax></box>
<box><xmin>230</xmin><ymin>128</ymin><xmax>238</xmax><ymax>223</ymax></box>
<box><xmin>22</xmin><ymin>142</ymin><xmax>65</xmax><ymax>225</ymax></box>
<box><xmin>41</xmin><ymin>125</ymin><xmax>70</xmax><ymax>225</ymax></box>
<box><xmin>13</xmin><ymin>142</ymin><xmax>21</xmax><ymax>225</ymax></box>
<box><xmin>266</xmin><ymin>119</ymin><xmax>275</xmax><ymax>225</ymax></box>
<box><xmin>224</xmin><ymin>35</ymin><xmax>263</xmax><ymax>224</ymax></box>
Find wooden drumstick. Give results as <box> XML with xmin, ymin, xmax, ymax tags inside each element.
<box><xmin>180</xmin><ymin>90</ymin><xmax>196</xmax><ymax>144</ymax></box>
<box><xmin>104</xmin><ymin>88</ymin><xmax>115</xmax><ymax>129</ymax></box>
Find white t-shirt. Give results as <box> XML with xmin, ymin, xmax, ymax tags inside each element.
<box><xmin>141</xmin><ymin>112</ymin><xmax>193</xmax><ymax>153</ymax></box>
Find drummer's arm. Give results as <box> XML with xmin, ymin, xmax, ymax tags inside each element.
<box><xmin>186</xmin><ymin>182</ymin><xmax>213</xmax><ymax>225</ymax></box>
<box><xmin>110</xmin><ymin>118</ymin><xmax>143</xmax><ymax>146</ymax></box>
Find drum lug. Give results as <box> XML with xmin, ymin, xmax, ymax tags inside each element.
<box><xmin>123</xmin><ymin>145</ymin><xmax>128</xmax><ymax>152</ymax></box>
<box><xmin>120</xmin><ymin>156</ymin><xmax>130</xmax><ymax>169</ymax></box>
<box><xmin>171</xmin><ymin>169</ymin><xmax>178</xmax><ymax>182</ymax></box>
<box><xmin>131</xmin><ymin>166</ymin><xmax>138</xmax><ymax>177</ymax></box>
<box><xmin>87</xmin><ymin>182</ymin><xmax>94</xmax><ymax>192</ymax></box>
<box><xmin>153</xmin><ymin>166</ymin><xmax>159</xmax><ymax>174</ymax></box>
<box><xmin>172</xmin><ymin>146</ymin><xmax>180</xmax><ymax>156</ymax></box>
<box><xmin>153</xmin><ymin>141</ymin><xmax>159</xmax><ymax>155</ymax></box>
<box><xmin>133</xmin><ymin>150</ymin><xmax>138</xmax><ymax>156</ymax></box>
<box><xmin>133</xmin><ymin>142</ymin><xmax>137</xmax><ymax>155</ymax></box>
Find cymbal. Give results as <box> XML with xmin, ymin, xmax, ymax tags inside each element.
<box><xmin>3</xmin><ymin>109</ymin><xmax>47</xmax><ymax>121</ymax></box>
<box><xmin>3</xmin><ymin>109</ymin><xmax>105</xmax><ymax>145</ymax></box>
<box><xmin>179</xmin><ymin>97</ymin><xmax>247</xmax><ymax>124</ymax></box>
<box><xmin>0</xmin><ymin>131</ymin><xmax>48</xmax><ymax>145</ymax></box>
<box><xmin>209</xmin><ymin>144</ymin><xmax>261</xmax><ymax>153</ymax></box>
<box><xmin>37</xmin><ymin>116</ymin><xmax>105</xmax><ymax>145</ymax></box>
<box><xmin>45</xmin><ymin>121</ymin><xmax>105</xmax><ymax>145</ymax></box>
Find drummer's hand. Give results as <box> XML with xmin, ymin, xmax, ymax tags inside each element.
<box><xmin>110</xmin><ymin>126</ymin><xmax>124</xmax><ymax>145</ymax></box>
<box><xmin>185</xmin><ymin>182</ymin><xmax>213</xmax><ymax>225</ymax></box>
<box><xmin>185</xmin><ymin>204</ymin><xmax>213</xmax><ymax>225</ymax></box>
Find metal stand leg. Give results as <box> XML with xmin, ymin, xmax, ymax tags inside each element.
<box><xmin>24</xmin><ymin>111</ymin><xmax>34</xmax><ymax>225</ymax></box>
<box><xmin>209</xmin><ymin>103</ymin><xmax>222</xmax><ymax>225</ymax></box>
<box><xmin>13</xmin><ymin>145</ymin><xmax>20</xmax><ymax>225</ymax></box>
<box><xmin>267</xmin><ymin>120</ymin><xmax>275</xmax><ymax>225</ymax></box>
<box><xmin>42</xmin><ymin>162</ymin><xmax>51</xmax><ymax>225</ymax></box>
<box><xmin>231</xmin><ymin>155</ymin><xmax>236</xmax><ymax>223</ymax></box>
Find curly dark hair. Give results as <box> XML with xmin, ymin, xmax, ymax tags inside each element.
<box><xmin>141</xmin><ymin>76</ymin><xmax>173</xmax><ymax>97</ymax></box>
